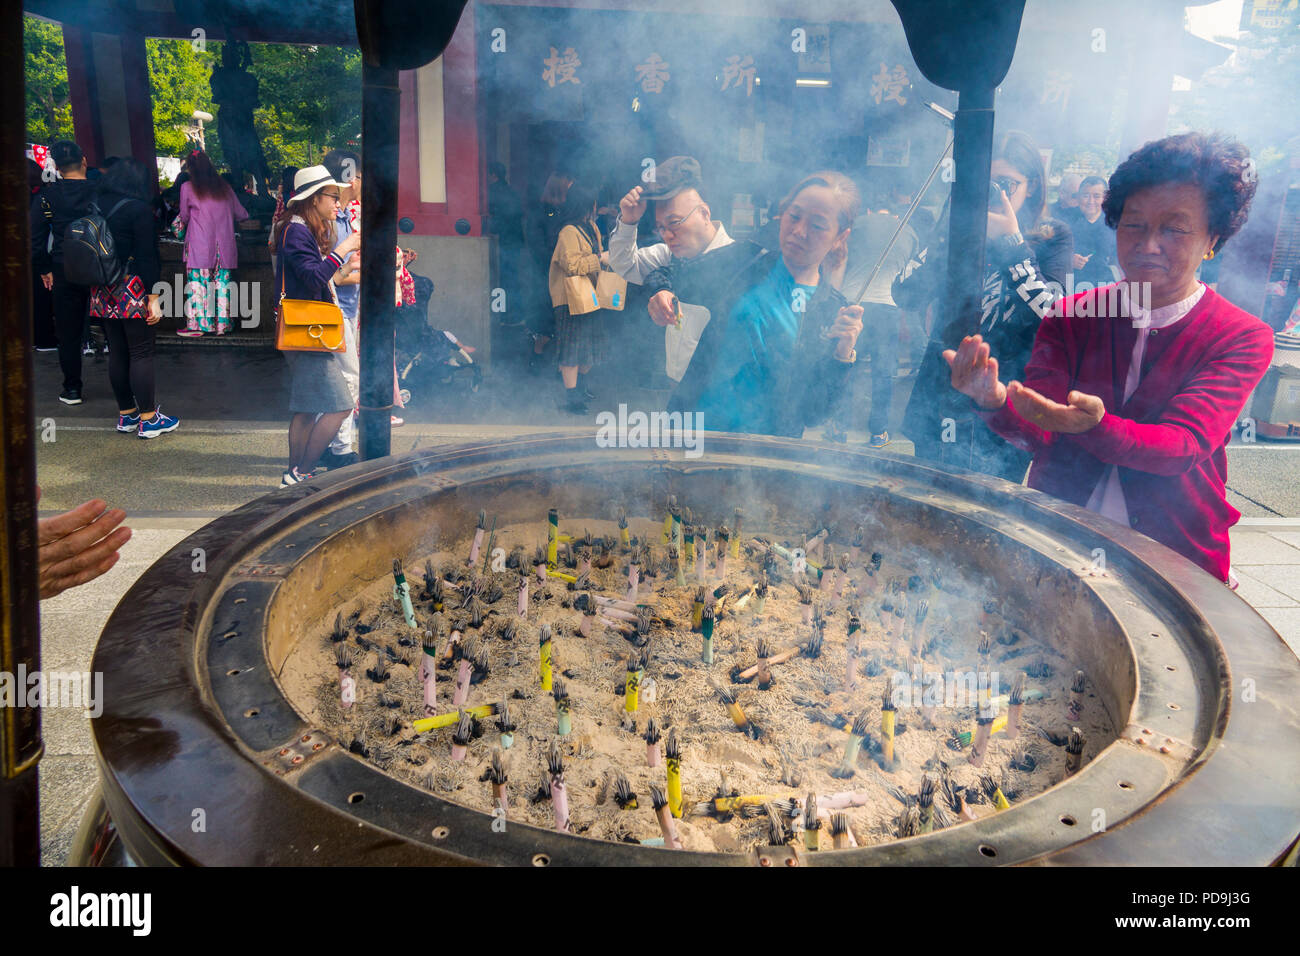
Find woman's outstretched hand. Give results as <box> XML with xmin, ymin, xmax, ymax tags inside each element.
<box><xmin>944</xmin><ymin>334</ymin><xmax>1007</xmax><ymax>410</ymax></box>
<box><xmin>1007</xmin><ymin>382</ymin><xmax>1105</xmax><ymax>434</ymax></box>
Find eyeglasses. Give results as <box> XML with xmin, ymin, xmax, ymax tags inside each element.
<box><xmin>993</xmin><ymin>176</ymin><xmax>1024</xmax><ymax>197</ymax></box>
<box><xmin>321</xmin><ymin>192</ymin><xmax>342</xmax><ymax>201</ymax></box>
<box><xmin>657</xmin><ymin>204</ymin><xmax>704</xmax><ymax>237</ymax></box>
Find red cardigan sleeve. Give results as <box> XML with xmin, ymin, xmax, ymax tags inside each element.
<box><xmin>1067</xmin><ymin>318</ymin><xmax>1273</xmax><ymax>476</ymax></box>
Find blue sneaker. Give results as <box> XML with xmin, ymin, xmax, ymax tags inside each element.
<box><xmin>117</xmin><ymin>411</ymin><xmax>141</xmax><ymax>433</ymax></box>
<box><xmin>137</xmin><ymin>407</ymin><xmax>180</xmax><ymax>439</ymax></box>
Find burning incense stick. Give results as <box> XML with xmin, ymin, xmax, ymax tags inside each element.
<box><xmin>917</xmin><ymin>774</ymin><xmax>936</xmax><ymax>833</ymax></box>
<box><xmin>1006</xmin><ymin>673</ymin><xmax>1027</xmax><ymax>740</ymax></box>
<box><xmin>517</xmin><ymin>574</ymin><xmax>528</xmax><ymax>618</ymax></box>
<box><xmin>922</xmin><ymin>671</ymin><xmax>943</xmax><ymax>729</ymax></box>
<box><xmin>846</xmin><ymin>612</ymin><xmax>861</xmax><ymax>691</ymax></box>
<box><xmin>578</xmin><ymin>546</ymin><xmax>592</xmax><ymax>578</ymax></box>
<box><xmin>662</xmin><ymin>496</ymin><xmax>675</xmax><ymax>544</ymax></box>
<box><xmin>911</xmin><ymin>599</ymin><xmax>930</xmax><ymax>654</ymax></box>
<box><xmin>451</xmin><ymin>711</ymin><xmax>473</xmax><ymax>761</ymax></box>
<box><xmin>684</xmin><ymin>526</ymin><xmax>695</xmax><ymax>571</ymax></box>
<box><xmin>533</xmin><ymin>549</ymin><xmax>547</xmax><ymax>584</ymax></box>
<box><xmin>730</xmin><ymin>509</ymin><xmax>743</xmax><ymax>559</ymax></box>
<box><xmin>580</xmin><ymin>602</ymin><xmax>597</xmax><ymax>637</ymax></box>
<box><xmin>469</xmin><ymin>509</ymin><xmax>487</xmax><ymax>566</ymax></box>
<box><xmin>1065</xmin><ymin>727</ymin><xmax>1085</xmax><ymax>775</ymax></box>
<box><xmin>538</xmin><ymin>624</ymin><xmax>553</xmax><ymax>692</ymax></box>
<box><xmin>670</xmin><ymin>505</ymin><xmax>682</xmax><ymax>554</ymax></box>
<box><xmin>650</xmin><ymin>785</ymin><xmax>682</xmax><ymax>849</ymax></box>
<box><xmin>644</xmin><ymin>717</ymin><xmax>662</xmax><ymax>768</ymax></box>
<box><xmin>553</xmin><ymin>678</ymin><xmax>572</xmax><ymax>736</ymax></box>
<box><xmin>803</xmin><ymin>793</ymin><xmax>822</xmax><ymax>850</ymax></box>
<box><xmin>392</xmin><ymin>559</ymin><xmax>418</xmax><ymax>629</ymax></box>
<box><xmin>980</xmin><ymin>773</ymin><xmax>1011</xmax><ymax>811</ymax></box>
<box><xmin>335</xmin><ymin>645</ymin><xmax>356</xmax><ymax>710</ymax></box>
<box><xmin>670</xmin><ymin>545</ymin><xmax>685</xmax><ymax>587</ymax></box>
<box><xmin>700</xmin><ymin>605</ymin><xmax>716</xmax><ymax>664</ymax></box>
<box><xmin>710</xmin><ymin>680</ymin><xmax>762</xmax><ymax>739</ymax></box>
<box><xmin>452</xmin><ymin>636</ymin><xmax>479</xmax><ymax>707</ymax></box>
<box><xmin>496</xmin><ymin>700</ymin><xmax>516</xmax><ymax>749</ymax></box>
<box><xmin>796</xmin><ymin>582</ymin><xmax>814</xmax><ymax>625</ymax></box>
<box><xmin>696</xmin><ymin>527</ymin><xmax>709</xmax><ymax>581</ymax></box>
<box><xmin>546</xmin><ymin>507</ymin><xmax>559</xmax><ymax>569</ymax></box>
<box><xmin>627</xmin><ymin>551</ymin><xmax>640</xmax><ymax>600</ymax></box>
<box><xmin>833</xmin><ymin>711</ymin><xmax>872</xmax><ymax>779</ymax></box>
<box><xmin>419</xmin><ymin>629</ymin><xmax>439</xmax><ymax>715</ymax></box>
<box><xmin>692</xmin><ymin>586</ymin><xmax>706</xmax><ymax>631</ymax></box>
<box><xmin>412</xmin><ymin>702</ymin><xmax>496</xmax><ymax>733</ymax></box>
<box><xmin>613</xmin><ymin>773</ymin><xmax>638</xmax><ymax>810</ymax></box>
<box><xmin>624</xmin><ymin>658</ymin><xmax>641</xmax><ymax>713</ymax></box>
<box><xmin>755</xmin><ymin>638</ymin><xmax>774</xmax><ymax>690</ymax></box>
<box><xmin>1067</xmin><ymin>670</ymin><xmax>1085</xmax><ymax>721</ymax></box>
<box><xmin>488</xmin><ymin>749</ymin><xmax>509</xmax><ymax>817</ymax></box>
<box><xmin>714</xmin><ymin>527</ymin><xmax>730</xmax><ymax>579</ymax></box>
<box><xmin>618</xmin><ymin>509</ymin><xmax>630</xmax><ymax>551</ymax></box>
<box><xmin>819</xmin><ymin>545</ymin><xmax>835</xmax><ymax>592</ymax></box>
<box><xmin>665</xmin><ymin>729</ymin><xmax>683</xmax><ymax>818</ymax></box>
<box><xmin>830</xmin><ymin>812</ymin><xmax>851</xmax><ymax>849</ymax></box>
<box><xmin>881</xmin><ymin>677</ymin><xmax>898</xmax><ymax>767</ymax></box>
<box><xmin>754</xmin><ymin>573</ymin><xmax>768</xmax><ymax>616</ymax></box>
<box><xmin>547</xmin><ymin>741</ymin><xmax>569</xmax><ymax>832</ymax></box>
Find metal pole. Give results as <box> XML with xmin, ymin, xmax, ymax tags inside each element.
<box><xmin>358</xmin><ymin>62</ymin><xmax>401</xmax><ymax>461</ymax></box>
<box><xmin>0</xmin><ymin>0</ymin><xmax>44</xmax><ymax>868</ymax></box>
<box><xmin>942</xmin><ymin>86</ymin><xmax>996</xmax><ymax>342</ymax></box>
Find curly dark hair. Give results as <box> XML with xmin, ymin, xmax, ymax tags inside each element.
<box><xmin>1101</xmin><ymin>132</ymin><xmax>1256</xmax><ymax>253</ymax></box>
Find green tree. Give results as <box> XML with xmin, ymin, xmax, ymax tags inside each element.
<box><xmin>24</xmin><ymin>16</ymin><xmax>74</xmax><ymax>145</ymax></box>
<box><xmin>146</xmin><ymin>37</ymin><xmax>218</xmax><ymax>159</ymax></box>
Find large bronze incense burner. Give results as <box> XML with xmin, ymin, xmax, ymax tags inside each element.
<box><xmin>79</xmin><ymin>434</ymin><xmax>1300</xmax><ymax>865</ymax></box>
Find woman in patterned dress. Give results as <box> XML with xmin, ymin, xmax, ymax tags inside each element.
<box><xmin>174</xmin><ymin>148</ymin><xmax>248</xmax><ymax>336</ymax></box>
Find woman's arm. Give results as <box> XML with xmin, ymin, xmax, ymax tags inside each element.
<box><xmin>1067</xmin><ymin>322</ymin><xmax>1274</xmax><ymax>476</ymax></box>
<box><xmin>178</xmin><ymin>182</ymin><xmax>194</xmax><ymax>223</ymax></box>
<box><xmin>231</xmin><ymin>191</ymin><xmax>249</xmax><ymax>222</ymax></box>
<box><xmin>283</xmin><ymin>222</ymin><xmax>346</xmax><ymax>287</ymax></box>
<box><xmin>556</xmin><ymin>225</ymin><xmax>601</xmax><ymax>277</ymax></box>
<box><xmin>976</xmin><ymin>308</ymin><xmax>1074</xmax><ymax>454</ymax></box>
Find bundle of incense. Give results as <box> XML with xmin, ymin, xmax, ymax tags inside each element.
<box><xmin>764</xmin><ymin>803</ymin><xmax>789</xmax><ymax>847</ymax></box>
<box><xmin>1065</xmin><ymin>727</ymin><xmax>1085</xmax><ymax>775</ymax></box>
<box><xmin>669</xmin><ymin>545</ymin><xmax>684</xmax><ymax>587</ymax></box>
<box><xmin>819</xmin><ymin>545</ymin><xmax>835</xmax><ymax>592</ymax></box>
<box><xmin>538</xmin><ymin>624</ymin><xmax>553</xmax><ymax>692</ymax></box>
<box><xmin>691</xmin><ymin>586</ymin><xmax>707</xmax><ymax>631</ymax></box>
<box><xmin>730</xmin><ymin>584</ymin><xmax>756</xmax><ymax>613</ymax></box>
<box><xmin>627</xmin><ymin>552</ymin><xmax>640</xmax><ymax>600</ymax></box>
<box><xmin>553</xmin><ymin>678</ymin><xmax>572</xmax><ymax>736</ymax></box>
<box><xmin>488</xmin><ymin>749</ymin><xmax>509</xmax><ymax>817</ymax></box>
<box><xmin>650</xmin><ymin>785</ymin><xmax>682</xmax><ymax>849</ymax></box>
<box><xmin>634</xmin><ymin>608</ymin><xmax>652</xmax><ymax>647</ymax></box>
<box><xmin>804</xmin><ymin>624</ymin><xmax>825</xmax><ymax>660</ymax></box>
<box><xmin>412</xmin><ymin>703</ymin><xmax>497</xmax><ymax>733</ymax></box>
<box><xmin>695</xmin><ymin>527</ymin><xmax>709</xmax><ymax>582</ymax></box>
<box><xmin>802</xmin><ymin>793</ymin><xmax>822</xmax><ymax>850</ymax></box>
<box><xmin>754</xmin><ymin>573</ymin><xmax>769</xmax><ymax>616</ymax></box>
<box><xmin>665</xmin><ymin>729</ymin><xmax>683</xmax><ymax>818</ymax></box>
<box><xmin>1006</xmin><ymin>673</ymin><xmax>1027</xmax><ymax>739</ymax></box>
<box><xmin>547</xmin><ymin>741</ymin><xmax>570</xmax><ymax>832</ymax></box>
<box><xmin>496</xmin><ymin>700</ymin><xmax>516</xmax><ymax>749</ymax></box>
<box><xmin>467</xmin><ymin>595</ymin><xmax>487</xmax><ymax>629</ymax></box>
<box><xmin>710</xmin><ymin>680</ymin><xmax>762</xmax><ymax>739</ymax></box>
<box><xmin>980</xmin><ymin>773</ymin><xmax>1011</xmax><ymax>811</ymax></box>
<box><xmin>422</xmin><ymin>561</ymin><xmax>441</xmax><ymax>608</ymax></box>
<box><xmin>867</xmin><ymin>551</ymin><xmax>884</xmax><ymax>590</ymax></box>
<box><xmin>392</xmin><ymin>559</ymin><xmax>418</xmax><ymax>629</ymax></box>
<box><xmin>514</xmin><ymin>574</ymin><xmax>528</xmax><ymax>619</ymax></box>
<box><xmin>335</xmin><ymin>645</ymin><xmax>356</xmax><ymax>710</ymax></box>
<box><xmin>419</xmin><ymin>630</ymin><xmax>439</xmax><ymax>715</ymax></box>
<box><xmin>469</xmin><ymin>509</ymin><xmax>488</xmax><ymax>566</ymax></box>
<box><xmin>833</xmin><ymin>711</ymin><xmax>872</xmax><ymax>779</ymax></box>
<box><xmin>835</xmin><ymin>553</ymin><xmax>850</xmax><ymax>597</ymax></box>
<box><xmin>481</xmin><ymin>521</ymin><xmax>498</xmax><ymax>577</ymax></box>
<box><xmin>683</xmin><ymin>526</ymin><xmax>695</xmax><ymax>571</ymax></box>
<box><xmin>542</xmin><ymin>507</ymin><xmax>558</xmax><ymax>569</ymax></box>
<box><xmin>911</xmin><ymin>599</ymin><xmax>931</xmax><ymax>654</ymax></box>
<box><xmin>617</xmin><ymin>509</ymin><xmax>631</xmax><ymax>550</ymax></box>
<box><xmin>891</xmin><ymin>591</ymin><xmax>908</xmax><ymax>657</ymax></box>
<box><xmin>451</xmin><ymin>711</ymin><xmax>473</xmax><ymax>761</ymax></box>
<box><xmin>714</xmin><ymin>526</ymin><xmax>730</xmax><ymax>579</ymax></box>
<box><xmin>624</xmin><ymin>658</ymin><xmax>641</xmax><ymax>713</ymax></box>
<box><xmin>881</xmin><ymin>677</ymin><xmax>898</xmax><ymax>766</ymax></box>
<box><xmin>830</xmin><ymin>812</ymin><xmax>851</xmax><ymax>850</ymax></box>
<box><xmin>730</xmin><ymin>509</ymin><xmax>743</xmax><ymax>559</ymax></box>
<box><xmin>846</xmin><ymin>612</ymin><xmax>861</xmax><ymax>691</ymax></box>
<box><xmin>670</xmin><ymin>506</ymin><xmax>682</xmax><ymax>554</ymax></box>
<box><xmin>796</xmin><ymin>583</ymin><xmax>815</xmax><ymax>625</ymax></box>
<box><xmin>644</xmin><ymin>717</ymin><xmax>662</xmax><ymax>768</ymax></box>
<box><xmin>700</xmin><ymin>605</ymin><xmax>716</xmax><ymax>664</ymax></box>
<box><xmin>533</xmin><ymin>549</ymin><xmax>547</xmax><ymax>584</ymax></box>
<box><xmin>849</xmin><ymin>527</ymin><xmax>864</xmax><ymax>564</ymax></box>
<box><xmin>613</xmin><ymin>773</ymin><xmax>638</xmax><ymax>810</ymax></box>
<box><xmin>1067</xmin><ymin>670</ymin><xmax>1086</xmax><ymax>721</ymax></box>
<box><xmin>755</xmin><ymin>638</ymin><xmax>774</xmax><ymax>690</ymax></box>
<box><xmin>922</xmin><ymin>671</ymin><xmax>943</xmax><ymax>729</ymax></box>
<box><xmin>733</xmin><ymin>645</ymin><xmax>799</xmax><ymax>681</ymax></box>
<box><xmin>451</xmin><ymin>636</ymin><xmax>479</xmax><ymax>707</ymax></box>
<box><xmin>661</xmin><ymin>496</ymin><xmax>676</xmax><ymax>544</ymax></box>
<box><xmin>574</xmin><ymin>546</ymin><xmax>590</xmax><ymax>578</ymax></box>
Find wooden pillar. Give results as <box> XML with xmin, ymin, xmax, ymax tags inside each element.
<box><xmin>63</xmin><ymin>24</ymin><xmax>103</xmax><ymax>165</ymax></box>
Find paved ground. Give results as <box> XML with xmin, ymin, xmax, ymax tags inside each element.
<box><xmin>29</xmin><ymin>344</ymin><xmax>1300</xmax><ymax>864</ymax></box>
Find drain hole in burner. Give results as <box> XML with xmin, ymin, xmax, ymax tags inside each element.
<box><xmin>1059</xmin><ymin>815</ymin><xmax>1077</xmax><ymax>826</ymax></box>
<box><xmin>978</xmin><ymin>844</ymin><xmax>997</xmax><ymax>858</ymax></box>
<box><xmin>1167</xmin><ymin>702</ymin><xmax>1181</xmax><ymax>710</ymax></box>
<box><xmin>531</xmin><ymin>853</ymin><xmax>550</xmax><ymax>867</ymax></box>
<box><xmin>243</xmin><ymin>708</ymin><xmax>259</xmax><ymax>718</ymax></box>
<box><xmin>1165</xmin><ymin>665</ymin><xmax>1176</xmax><ymax>671</ymax></box>
<box><xmin>348</xmin><ymin>792</ymin><xmax>365</xmax><ymax>804</ymax></box>
<box><xmin>431</xmin><ymin>826</ymin><xmax>449</xmax><ymax>840</ymax></box>
<box><xmin>227</xmin><ymin>669</ymin><xmax>242</xmax><ymax>676</ymax></box>
<box><xmin>1118</xmin><ymin>780</ymin><xmax>1134</xmax><ymax>790</ymax></box>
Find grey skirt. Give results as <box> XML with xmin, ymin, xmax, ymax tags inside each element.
<box><xmin>284</xmin><ymin>349</ymin><xmax>353</xmax><ymax>414</ymax></box>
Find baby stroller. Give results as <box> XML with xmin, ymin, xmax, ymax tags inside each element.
<box><xmin>395</xmin><ymin>269</ymin><xmax>483</xmax><ymax>404</ymax></box>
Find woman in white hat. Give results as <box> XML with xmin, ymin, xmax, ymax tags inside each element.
<box><xmin>271</xmin><ymin>165</ymin><xmax>361</xmax><ymax>487</ymax></box>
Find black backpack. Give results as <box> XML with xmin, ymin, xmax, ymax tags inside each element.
<box><xmin>61</xmin><ymin>198</ymin><xmax>131</xmax><ymax>287</ymax></box>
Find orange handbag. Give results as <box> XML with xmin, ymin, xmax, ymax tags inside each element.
<box><xmin>275</xmin><ymin>249</ymin><xmax>346</xmax><ymax>353</ymax></box>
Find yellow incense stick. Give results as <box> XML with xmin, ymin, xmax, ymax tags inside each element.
<box><xmin>412</xmin><ymin>704</ymin><xmax>496</xmax><ymax>734</ymax></box>
<box><xmin>725</xmin><ymin>702</ymin><xmax>748</xmax><ymax>730</ymax></box>
<box><xmin>881</xmin><ymin>709</ymin><xmax>896</xmax><ymax>763</ymax></box>
<box><xmin>625</xmin><ymin>670</ymin><xmax>641</xmax><ymax>713</ymax></box>
<box><xmin>547</xmin><ymin>569</ymin><xmax>578</xmax><ymax>584</ymax></box>
<box><xmin>539</xmin><ymin>637</ymin><xmax>553</xmax><ymax>691</ymax></box>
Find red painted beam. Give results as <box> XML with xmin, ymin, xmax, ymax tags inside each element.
<box><xmin>62</xmin><ymin>24</ymin><xmax>103</xmax><ymax>166</ymax></box>
<box><xmin>120</xmin><ymin>30</ymin><xmax>159</xmax><ymax>194</ymax></box>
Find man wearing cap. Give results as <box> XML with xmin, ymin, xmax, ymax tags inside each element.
<box><xmin>607</xmin><ymin>156</ymin><xmax>764</xmax><ymax>386</ymax></box>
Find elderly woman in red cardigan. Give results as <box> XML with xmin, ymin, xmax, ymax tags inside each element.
<box><xmin>945</xmin><ymin>132</ymin><xmax>1273</xmax><ymax>585</ymax></box>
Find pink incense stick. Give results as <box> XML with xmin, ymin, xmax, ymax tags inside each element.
<box><xmin>452</xmin><ymin>657</ymin><xmax>472</xmax><ymax>706</ymax></box>
<box><xmin>579</xmin><ymin>612</ymin><xmax>593</xmax><ymax>637</ymax></box>
<box><xmin>517</xmin><ymin>579</ymin><xmax>528</xmax><ymax>617</ymax></box>
<box><xmin>579</xmin><ymin>554</ymin><xmax>592</xmax><ymax>576</ymax></box>
<box><xmin>602</xmin><ymin>606</ymin><xmax>638</xmax><ymax>623</ymax></box>
<box><xmin>535</xmin><ymin>562</ymin><xmax>547</xmax><ymax>584</ymax></box>
<box><xmin>340</xmin><ymin>670</ymin><xmax>355</xmax><ymax>710</ymax></box>
<box><xmin>657</xmin><ymin>804</ymin><xmax>682</xmax><ymax>849</ymax></box>
<box><xmin>468</xmin><ymin>527</ymin><xmax>485</xmax><ymax>567</ymax></box>
<box><xmin>801</xmin><ymin>603</ymin><xmax>813</xmax><ymax>626</ymax></box>
<box><xmin>647</xmin><ymin>742</ymin><xmax>660</xmax><ymax>768</ymax></box>
<box><xmin>627</xmin><ymin>564</ymin><xmax>640</xmax><ymax>600</ymax></box>
<box><xmin>819</xmin><ymin>789</ymin><xmax>872</xmax><ymax>811</ymax></box>
<box><xmin>420</xmin><ymin>659</ymin><xmax>436</xmax><ymax>716</ymax></box>
<box><xmin>551</xmin><ymin>778</ymin><xmax>569</xmax><ymax>832</ymax></box>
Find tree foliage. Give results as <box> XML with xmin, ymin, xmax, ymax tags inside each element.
<box><xmin>146</xmin><ymin>37</ymin><xmax>218</xmax><ymax>160</ymax></box>
<box><xmin>24</xmin><ymin>16</ymin><xmax>74</xmax><ymax>145</ymax></box>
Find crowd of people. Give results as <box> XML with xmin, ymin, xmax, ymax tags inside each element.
<box><xmin>29</xmin><ymin>127</ymin><xmax>1274</xmax><ymax>585</ymax></box>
